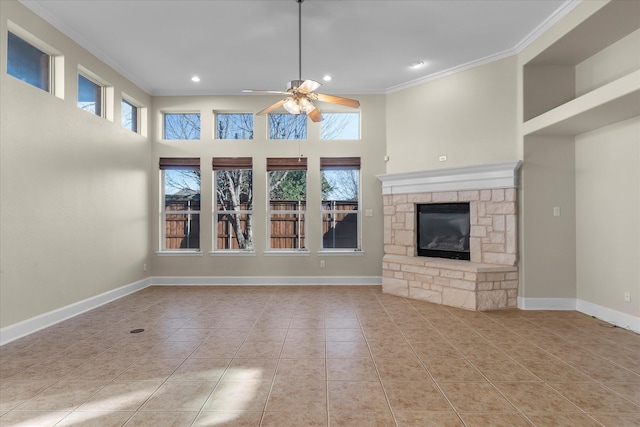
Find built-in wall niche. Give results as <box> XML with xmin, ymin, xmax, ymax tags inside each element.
<box><xmin>416</xmin><ymin>203</ymin><xmax>470</xmax><ymax>260</ymax></box>
<box><xmin>522</xmin><ymin>0</ymin><xmax>640</xmax><ymax>136</ymax></box>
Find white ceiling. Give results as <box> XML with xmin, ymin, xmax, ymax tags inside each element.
<box><xmin>21</xmin><ymin>0</ymin><xmax>575</xmax><ymax>96</ymax></box>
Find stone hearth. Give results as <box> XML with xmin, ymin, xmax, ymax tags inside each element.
<box><xmin>377</xmin><ymin>161</ymin><xmax>522</xmax><ymax>311</ymax></box>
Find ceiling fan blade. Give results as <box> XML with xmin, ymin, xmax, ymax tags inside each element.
<box><xmin>308</xmin><ymin>107</ymin><xmax>323</xmax><ymax>122</ymax></box>
<box><xmin>256</xmin><ymin>98</ymin><xmax>288</xmax><ymax>115</ymax></box>
<box><xmin>298</xmin><ymin>80</ymin><xmax>321</xmax><ymax>94</ymax></box>
<box><xmin>242</xmin><ymin>89</ymin><xmax>289</xmax><ymax>95</ymax></box>
<box><xmin>313</xmin><ymin>93</ymin><xmax>360</xmax><ymax>108</ymax></box>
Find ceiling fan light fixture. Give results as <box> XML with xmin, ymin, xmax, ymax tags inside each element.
<box><xmin>283</xmin><ymin>97</ymin><xmax>316</xmax><ymax>115</ymax></box>
<box><xmin>283</xmin><ymin>98</ymin><xmax>301</xmax><ymax>114</ymax></box>
<box><xmin>298</xmin><ymin>97</ymin><xmax>316</xmax><ymax>113</ymax></box>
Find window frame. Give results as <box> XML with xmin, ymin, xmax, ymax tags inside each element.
<box><xmin>159</xmin><ymin>158</ymin><xmax>201</xmax><ymax>253</ymax></box>
<box><xmin>77</xmin><ymin>73</ymin><xmax>104</xmax><ymax>116</ymax></box>
<box><xmin>7</xmin><ymin>30</ymin><xmax>51</xmax><ymax>92</ymax></box>
<box><xmin>6</xmin><ymin>23</ymin><xmax>64</xmax><ymax>99</ymax></box>
<box><xmin>266</xmin><ymin>157</ymin><xmax>308</xmax><ymax>252</ymax></box>
<box><xmin>320</xmin><ymin>157</ymin><xmax>362</xmax><ymax>252</ymax></box>
<box><xmin>212</xmin><ymin>157</ymin><xmax>254</xmax><ymax>253</ymax></box>
<box><xmin>121</xmin><ymin>98</ymin><xmax>139</xmax><ymax>133</ymax></box>
<box><xmin>77</xmin><ymin>66</ymin><xmax>113</xmax><ymax>120</ymax></box>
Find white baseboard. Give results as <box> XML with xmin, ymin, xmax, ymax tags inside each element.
<box><xmin>576</xmin><ymin>299</ymin><xmax>640</xmax><ymax>333</ymax></box>
<box><xmin>0</xmin><ymin>278</ymin><xmax>151</xmax><ymax>346</ymax></box>
<box><xmin>518</xmin><ymin>296</ymin><xmax>639</xmax><ymax>333</ymax></box>
<box><xmin>151</xmin><ymin>276</ymin><xmax>383</xmax><ymax>286</ymax></box>
<box><xmin>12</xmin><ymin>278</ymin><xmax>633</xmax><ymax>347</ymax></box>
<box><xmin>517</xmin><ymin>297</ymin><xmax>576</xmax><ymax>310</ymax></box>
<box><xmin>0</xmin><ymin>276</ymin><xmax>382</xmax><ymax>346</ymax></box>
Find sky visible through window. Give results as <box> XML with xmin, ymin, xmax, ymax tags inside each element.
<box><xmin>321</xmin><ymin>113</ymin><xmax>359</xmax><ymax>140</ymax></box>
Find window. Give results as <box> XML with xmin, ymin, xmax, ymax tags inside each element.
<box><xmin>78</xmin><ymin>74</ymin><xmax>102</xmax><ymax>116</ymax></box>
<box><xmin>321</xmin><ymin>112</ymin><xmax>360</xmax><ymax>140</ymax></box>
<box><xmin>213</xmin><ymin>158</ymin><xmax>253</xmax><ymax>251</ymax></box>
<box><xmin>7</xmin><ymin>31</ymin><xmax>50</xmax><ymax>92</ymax></box>
<box><xmin>122</xmin><ymin>99</ymin><xmax>138</xmax><ymax>132</ymax></box>
<box><xmin>268</xmin><ymin>114</ymin><xmax>307</xmax><ymax>139</ymax></box>
<box><xmin>267</xmin><ymin>158</ymin><xmax>307</xmax><ymax>250</ymax></box>
<box><xmin>321</xmin><ymin>157</ymin><xmax>361</xmax><ymax>249</ymax></box>
<box><xmin>164</xmin><ymin>113</ymin><xmax>201</xmax><ymax>140</ymax></box>
<box><xmin>216</xmin><ymin>113</ymin><xmax>253</xmax><ymax>139</ymax></box>
<box><xmin>160</xmin><ymin>158</ymin><xmax>201</xmax><ymax>251</ymax></box>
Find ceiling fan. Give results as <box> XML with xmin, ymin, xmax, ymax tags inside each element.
<box><xmin>242</xmin><ymin>0</ymin><xmax>360</xmax><ymax>122</ymax></box>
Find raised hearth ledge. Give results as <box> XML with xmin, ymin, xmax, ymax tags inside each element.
<box><xmin>377</xmin><ymin>160</ymin><xmax>522</xmax><ymax>194</ymax></box>
<box><xmin>383</xmin><ymin>254</ymin><xmax>518</xmax><ymax>311</ymax></box>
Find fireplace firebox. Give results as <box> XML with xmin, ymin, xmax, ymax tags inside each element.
<box><xmin>417</xmin><ymin>203</ymin><xmax>470</xmax><ymax>260</ymax></box>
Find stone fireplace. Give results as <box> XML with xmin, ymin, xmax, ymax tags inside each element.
<box><xmin>377</xmin><ymin>161</ymin><xmax>522</xmax><ymax>311</ymax></box>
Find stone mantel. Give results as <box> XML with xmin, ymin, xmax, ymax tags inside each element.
<box><xmin>377</xmin><ymin>160</ymin><xmax>522</xmax><ymax>195</ymax></box>
<box><xmin>378</xmin><ymin>161</ymin><xmax>523</xmax><ymax>311</ymax></box>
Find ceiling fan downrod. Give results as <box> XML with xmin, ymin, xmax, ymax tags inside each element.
<box><xmin>297</xmin><ymin>0</ymin><xmax>303</xmax><ymax>83</ymax></box>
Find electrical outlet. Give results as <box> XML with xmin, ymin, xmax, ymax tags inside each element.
<box><xmin>320</xmin><ymin>260</ymin><xmax>326</xmax><ymax>268</ymax></box>
<box><xmin>553</xmin><ymin>207</ymin><xmax>561</xmax><ymax>217</ymax></box>
<box><xmin>439</xmin><ymin>155</ymin><xmax>447</xmax><ymax>162</ymax></box>
<box><xmin>624</xmin><ymin>292</ymin><xmax>631</xmax><ymax>302</ymax></box>
<box><xmin>143</xmin><ymin>263</ymin><xmax>147</xmax><ymax>272</ymax></box>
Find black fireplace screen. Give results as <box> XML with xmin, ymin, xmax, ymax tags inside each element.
<box><xmin>417</xmin><ymin>203</ymin><xmax>470</xmax><ymax>260</ymax></box>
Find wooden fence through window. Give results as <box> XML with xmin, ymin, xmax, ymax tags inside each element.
<box><xmin>165</xmin><ymin>199</ymin><xmax>200</xmax><ymax>249</ymax></box>
<box><xmin>166</xmin><ymin>200</ymin><xmax>357</xmax><ymax>250</ymax></box>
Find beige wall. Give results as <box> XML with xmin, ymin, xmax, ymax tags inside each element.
<box><xmin>386</xmin><ymin>56</ymin><xmax>519</xmax><ymax>173</ymax></box>
<box><xmin>1</xmin><ymin>0</ymin><xmax>637</xmax><ymax>332</ymax></box>
<box><xmin>0</xmin><ymin>1</ymin><xmax>151</xmax><ymax>328</ymax></box>
<box><xmin>575</xmin><ymin>29</ymin><xmax>640</xmax><ymax>96</ymax></box>
<box><xmin>519</xmin><ymin>136</ymin><xmax>577</xmax><ymax>299</ymax></box>
<box><xmin>517</xmin><ymin>0</ymin><xmax>640</xmax><ymax>315</ymax></box>
<box><xmin>573</xmin><ymin>27</ymin><xmax>640</xmax><ymax>316</ymax></box>
<box><xmin>150</xmin><ymin>94</ymin><xmax>387</xmax><ymax>278</ymax></box>
<box><xmin>575</xmin><ymin>117</ymin><xmax>640</xmax><ymax>317</ymax></box>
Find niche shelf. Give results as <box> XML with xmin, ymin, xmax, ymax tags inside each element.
<box><xmin>522</xmin><ymin>0</ymin><xmax>640</xmax><ymax>137</ymax></box>
<box><xmin>523</xmin><ymin>70</ymin><xmax>640</xmax><ymax>136</ymax></box>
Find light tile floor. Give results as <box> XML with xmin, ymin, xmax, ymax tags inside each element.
<box><xmin>1</xmin><ymin>285</ymin><xmax>639</xmax><ymax>426</ymax></box>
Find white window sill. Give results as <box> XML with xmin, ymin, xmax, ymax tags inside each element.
<box><xmin>156</xmin><ymin>251</ymin><xmax>203</xmax><ymax>257</ymax></box>
<box><xmin>209</xmin><ymin>251</ymin><xmax>256</xmax><ymax>257</ymax></box>
<box><xmin>263</xmin><ymin>250</ymin><xmax>310</xmax><ymax>257</ymax></box>
<box><xmin>318</xmin><ymin>249</ymin><xmax>365</xmax><ymax>256</ymax></box>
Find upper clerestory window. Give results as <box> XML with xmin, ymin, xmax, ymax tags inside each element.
<box><xmin>77</xmin><ymin>66</ymin><xmax>113</xmax><ymax>120</ymax></box>
<box><xmin>268</xmin><ymin>114</ymin><xmax>307</xmax><ymax>140</ymax></box>
<box><xmin>164</xmin><ymin>113</ymin><xmax>201</xmax><ymax>140</ymax></box>
<box><xmin>321</xmin><ymin>112</ymin><xmax>360</xmax><ymax>140</ymax></box>
<box><xmin>78</xmin><ymin>74</ymin><xmax>102</xmax><ymax>116</ymax></box>
<box><xmin>122</xmin><ymin>99</ymin><xmax>138</xmax><ymax>132</ymax></box>
<box><xmin>6</xmin><ymin>23</ymin><xmax>64</xmax><ymax>99</ymax></box>
<box><xmin>216</xmin><ymin>113</ymin><xmax>253</xmax><ymax>140</ymax></box>
<box><xmin>7</xmin><ymin>31</ymin><xmax>50</xmax><ymax>93</ymax></box>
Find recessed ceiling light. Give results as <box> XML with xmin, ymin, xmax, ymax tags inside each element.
<box><xmin>191</xmin><ymin>76</ymin><xmax>201</xmax><ymax>82</ymax></box>
<box><xmin>323</xmin><ymin>75</ymin><xmax>332</xmax><ymax>82</ymax></box>
<box><xmin>409</xmin><ymin>61</ymin><xmax>425</xmax><ymax>69</ymax></box>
